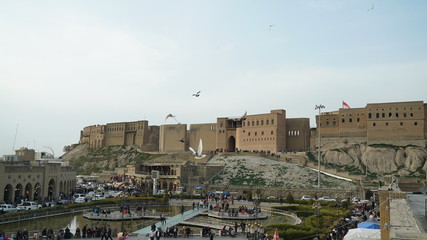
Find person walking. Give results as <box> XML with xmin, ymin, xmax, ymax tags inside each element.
<box><xmin>155</xmin><ymin>228</ymin><xmax>162</xmax><ymax>240</ymax></box>
<box><xmin>75</xmin><ymin>228</ymin><xmax>81</xmax><ymax>238</ymax></box>
<box><xmin>149</xmin><ymin>229</ymin><xmax>155</xmax><ymax>240</ymax></box>
<box><xmin>106</xmin><ymin>227</ymin><xmax>113</xmax><ymax>240</ymax></box>
<box><xmin>100</xmin><ymin>226</ymin><xmax>107</xmax><ymax>240</ymax></box>
<box><xmin>82</xmin><ymin>225</ymin><xmax>87</xmax><ymax>238</ymax></box>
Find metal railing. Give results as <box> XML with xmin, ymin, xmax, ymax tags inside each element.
<box><xmin>0</xmin><ymin>202</ymin><xmax>167</xmax><ymax>224</ymax></box>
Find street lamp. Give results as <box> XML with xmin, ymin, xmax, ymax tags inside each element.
<box><xmin>121</xmin><ymin>195</ymin><xmax>125</xmax><ymax>232</ymax></box>
<box><xmin>312</xmin><ymin>202</ymin><xmax>321</xmax><ymax>238</ymax></box>
<box><xmin>43</xmin><ymin>146</ymin><xmax>55</xmax><ymax>159</ymax></box>
<box><xmin>315</xmin><ymin>104</ymin><xmax>325</xmax><ymax>189</ymax></box>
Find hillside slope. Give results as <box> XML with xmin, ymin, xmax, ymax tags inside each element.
<box><xmin>208</xmin><ymin>155</ymin><xmax>356</xmax><ymax>189</ymax></box>
<box><xmin>61</xmin><ymin>144</ymin><xmax>164</xmax><ymax>174</ymax></box>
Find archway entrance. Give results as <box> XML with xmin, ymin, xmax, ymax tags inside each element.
<box><xmin>34</xmin><ymin>183</ymin><xmax>41</xmax><ymax>201</ymax></box>
<box><xmin>24</xmin><ymin>183</ymin><xmax>32</xmax><ymax>201</ymax></box>
<box><xmin>3</xmin><ymin>184</ymin><xmax>12</xmax><ymax>203</ymax></box>
<box><xmin>48</xmin><ymin>179</ymin><xmax>55</xmax><ymax>201</ymax></box>
<box><xmin>228</xmin><ymin>136</ymin><xmax>236</xmax><ymax>152</ymax></box>
<box><xmin>14</xmin><ymin>183</ymin><xmax>23</xmax><ymax>203</ymax></box>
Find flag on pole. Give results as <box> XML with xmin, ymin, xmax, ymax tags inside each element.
<box><xmin>342</xmin><ymin>101</ymin><xmax>351</xmax><ymax>109</ymax></box>
<box><xmin>273</xmin><ymin>228</ymin><xmax>280</xmax><ymax>240</ymax></box>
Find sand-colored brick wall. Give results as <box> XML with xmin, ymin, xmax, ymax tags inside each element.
<box><xmin>159</xmin><ymin>124</ymin><xmax>187</xmax><ymax>152</ymax></box>
<box><xmin>286</xmin><ymin>118</ymin><xmax>310</xmax><ymax>151</ymax></box>
<box><xmin>188</xmin><ymin>123</ymin><xmax>217</xmax><ymax>152</ymax></box>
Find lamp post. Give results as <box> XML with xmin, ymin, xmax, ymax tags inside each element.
<box><xmin>121</xmin><ymin>195</ymin><xmax>125</xmax><ymax>232</ymax></box>
<box><xmin>43</xmin><ymin>146</ymin><xmax>55</xmax><ymax>159</ymax></box>
<box><xmin>315</xmin><ymin>104</ymin><xmax>325</xmax><ymax>189</ymax></box>
<box><xmin>312</xmin><ymin>202</ymin><xmax>321</xmax><ymax>239</ymax></box>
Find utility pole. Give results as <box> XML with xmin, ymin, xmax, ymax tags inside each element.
<box><xmin>315</xmin><ymin>105</ymin><xmax>325</xmax><ymax>189</ymax></box>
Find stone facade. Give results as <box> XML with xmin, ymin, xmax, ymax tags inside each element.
<box><xmin>159</xmin><ymin>124</ymin><xmax>188</xmax><ymax>152</ymax></box>
<box><xmin>218</xmin><ymin>110</ymin><xmax>309</xmax><ymax>153</ymax></box>
<box><xmin>188</xmin><ymin>123</ymin><xmax>217</xmax><ymax>152</ymax></box>
<box><xmin>0</xmin><ymin>161</ymin><xmax>76</xmax><ymax>204</ymax></box>
<box><xmin>313</xmin><ymin>101</ymin><xmax>427</xmax><ymax>150</ymax></box>
<box><xmin>80</xmin><ymin>101</ymin><xmax>427</xmax><ymax>155</ymax></box>
<box><xmin>80</xmin><ymin>120</ymin><xmax>159</xmax><ymax>151</ymax></box>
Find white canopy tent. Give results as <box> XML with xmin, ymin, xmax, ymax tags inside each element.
<box><xmin>343</xmin><ymin>228</ymin><xmax>381</xmax><ymax>240</ymax></box>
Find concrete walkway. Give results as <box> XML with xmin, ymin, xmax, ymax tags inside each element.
<box><xmin>133</xmin><ymin>208</ymin><xmax>208</xmax><ymax>236</ymax></box>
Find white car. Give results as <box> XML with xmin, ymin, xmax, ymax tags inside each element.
<box><xmin>318</xmin><ymin>196</ymin><xmax>336</xmax><ymax>202</ymax></box>
<box><xmin>156</xmin><ymin>189</ymin><xmax>165</xmax><ymax>194</ymax></box>
<box><xmin>301</xmin><ymin>195</ymin><xmax>312</xmax><ymax>201</ymax></box>
<box><xmin>92</xmin><ymin>194</ymin><xmax>106</xmax><ymax>200</ymax></box>
<box><xmin>73</xmin><ymin>193</ymin><xmax>86</xmax><ymax>199</ymax></box>
<box><xmin>74</xmin><ymin>197</ymin><xmax>87</xmax><ymax>203</ymax></box>
<box><xmin>17</xmin><ymin>201</ymin><xmax>42</xmax><ymax>211</ymax></box>
<box><xmin>0</xmin><ymin>204</ymin><xmax>17</xmax><ymax>213</ymax></box>
<box><xmin>267</xmin><ymin>196</ymin><xmax>276</xmax><ymax>199</ymax></box>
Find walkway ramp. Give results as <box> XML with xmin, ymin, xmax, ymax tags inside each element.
<box><xmin>133</xmin><ymin>208</ymin><xmax>207</xmax><ymax>236</ymax></box>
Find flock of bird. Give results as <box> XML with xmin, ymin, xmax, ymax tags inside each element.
<box><xmin>165</xmin><ymin>1</ymin><xmax>375</xmax><ymax>158</ymax></box>
<box><xmin>163</xmin><ymin>90</ymin><xmax>248</xmax><ymax>159</ymax></box>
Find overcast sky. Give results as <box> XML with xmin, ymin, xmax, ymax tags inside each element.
<box><xmin>1</xmin><ymin>0</ymin><xmax>426</xmax><ymax>157</ymax></box>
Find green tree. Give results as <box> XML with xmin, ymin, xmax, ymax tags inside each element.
<box><xmin>286</xmin><ymin>192</ymin><xmax>295</xmax><ymax>203</ymax></box>
<box><xmin>246</xmin><ymin>190</ymin><xmax>253</xmax><ymax>201</ymax></box>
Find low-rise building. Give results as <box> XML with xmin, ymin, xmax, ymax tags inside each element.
<box><xmin>0</xmin><ymin>161</ymin><xmax>76</xmax><ymax>203</ymax></box>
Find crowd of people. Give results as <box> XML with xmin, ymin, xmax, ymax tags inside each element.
<box><xmin>325</xmin><ymin>199</ymin><xmax>379</xmax><ymax>240</ymax></box>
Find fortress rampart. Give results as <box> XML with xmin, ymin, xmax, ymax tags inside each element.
<box><xmin>80</xmin><ymin>100</ymin><xmax>427</xmax><ymax>154</ymax></box>
<box><xmin>312</xmin><ymin>101</ymin><xmax>427</xmax><ymax>150</ymax></box>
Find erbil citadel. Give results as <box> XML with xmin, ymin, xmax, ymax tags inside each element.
<box><xmin>80</xmin><ymin>100</ymin><xmax>427</xmax><ymax>153</ymax></box>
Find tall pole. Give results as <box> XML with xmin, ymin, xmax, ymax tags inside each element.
<box><xmin>315</xmin><ymin>105</ymin><xmax>325</xmax><ymax>189</ymax></box>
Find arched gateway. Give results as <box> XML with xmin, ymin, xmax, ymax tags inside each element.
<box><xmin>228</xmin><ymin>136</ymin><xmax>236</xmax><ymax>152</ymax></box>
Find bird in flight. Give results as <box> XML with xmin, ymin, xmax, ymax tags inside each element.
<box><xmin>178</xmin><ymin>138</ymin><xmax>185</xmax><ymax>143</ymax></box>
<box><xmin>165</xmin><ymin>113</ymin><xmax>180</xmax><ymax>124</ymax></box>
<box><xmin>367</xmin><ymin>5</ymin><xmax>374</xmax><ymax>11</ymax></box>
<box><xmin>269</xmin><ymin>25</ymin><xmax>274</xmax><ymax>31</ymax></box>
<box><xmin>240</xmin><ymin>111</ymin><xmax>247</xmax><ymax>121</ymax></box>
<box><xmin>193</xmin><ymin>91</ymin><xmax>201</xmax><ymax>97</ymax></box>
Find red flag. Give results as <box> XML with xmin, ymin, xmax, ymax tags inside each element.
<box><xmin>342</xmin><ymin>101</ymin><xmax>350</xmax><ymax>109</ymax></box>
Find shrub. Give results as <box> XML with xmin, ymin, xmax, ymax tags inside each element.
<box><xmin>281</xmin><ymin>229</ymin><xmax>316</xmax><ymax>240</ymax></box>
<box><xmin>295</xmin><ymin>210</ymin><xmax>314</xmax><ymax>218</ymax></box>
<box><xmin>286</xmin><ymin>192</ymin><xmax>295</xmax><ymax>203</ymax></box>
<box><xmin>267</xmin><ymin>224</ymin><xmax>311</xmax><ymax>232</ymax></box>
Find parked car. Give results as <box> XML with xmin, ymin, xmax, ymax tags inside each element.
<box><xmin>73</xmin><ymin>193</ymin><xmax>86</xmax><ymax>199</ymax></box>
<box><xmin>301</xmin><ymin>195</ymin><xmax>312</xmax><ymax>201</ymax></box>
<box><xmin>57</xmin><ymin>199</ymin><xmax>72</xmax><ymax>205</ymax></box>
<box><xmin>74</xmin><ymin>197</ymin><xmax>87</xmax><ymax>203</ymax></box>
<box><xmin>318</xmin><ymin>196</ymin><xmax>336</xmax><ymax>202</ymax></box>
<box><xmin>42</xmin><ymin>202</ymin><xmax>57</xmax><ymax>207</ymax></box>
<box><xmin>267</xmin><ymin>196</ymin><xmax>276</xmax><ymax>199</ymax></box>
<box><xmin>0</xmin><ymin>203</ymin><xmax>17</xmax><ymax>213</ymax></box>
<box><xmin>156</xmin><ymin>189</ymin><xmax>165</xmax><ymax>194</ymax></box>
<box><xmin>17</xmin><ymin>201</ymin><xmax>42</xmax><ymax>211</ymax></box>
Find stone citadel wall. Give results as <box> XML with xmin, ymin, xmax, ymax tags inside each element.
<box><xmin>80</xmin><ymin>100</ymin><xmax>427</xmax><ymax>154</ymax></box>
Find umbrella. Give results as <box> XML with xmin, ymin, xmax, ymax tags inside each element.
<box><xmin>273</xmin><ymin>228</ymin><xmax>280</xmax><ymax>240</ymax></box>
<box><xmin>357</xmin><ymin>222</ymin><xmax>380</xmax><ymax>229</ymax></box>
